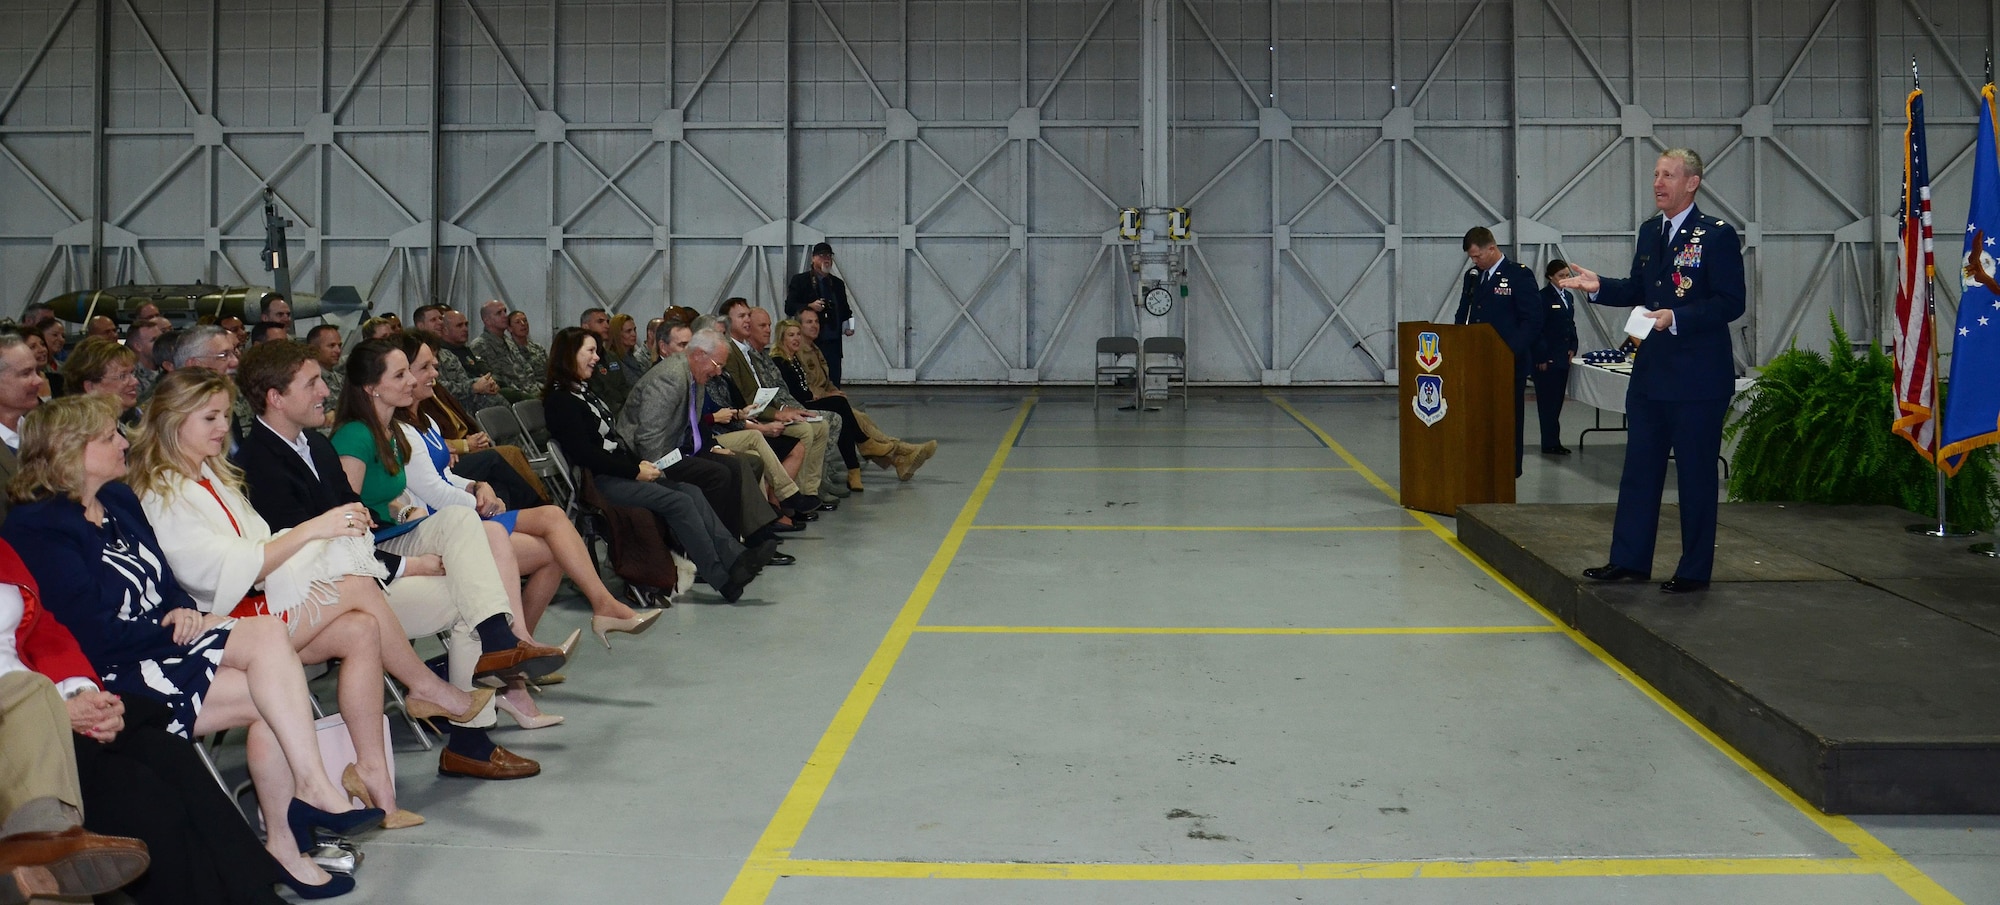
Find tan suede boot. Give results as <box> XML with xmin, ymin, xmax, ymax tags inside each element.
<box><xmin>847</xmin><ymin>468</ymin><xmax>865</xmax><ymax>492</ymax></box>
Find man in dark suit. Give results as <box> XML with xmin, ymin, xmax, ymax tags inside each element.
<box><xmin>784</xmin><ymin>242</ymin><xmax>854</xmax><ymax>384</ymax></box>
<box><xmin>1454</xmin><ymin>226</ymin><xmax>1544</xmax><ymax>475</ymax></box>
<box><xmin>1559</xmin><ymin>148</ymin><xmax>1746</xmax><ymax>594</ymax></box>
<box><xmin>1533</xmin><ymin>258</ymin><xmax>1580</xmax><ymax>455</ymax></box>
<box><xmin>229</xmin><ymin>341</ymin><xmax>552</xmax><ymax>778</ymax></box>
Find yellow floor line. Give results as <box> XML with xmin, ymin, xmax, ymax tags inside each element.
<box><xmin>762</xmin><ymin>855</ymin><xmax>1882</xmax><ymax>882</ymax></box>
<box><xmin>1023</xmin><ymin>426</ymin><xmax>1305</xmax><ymax>432</ymax></box>
<box><xmin>1003</xmin><ymin>466</ymin><xmax>1354</xmax><ymax>472</ymax></box>
<box><xmin>718</xmin><ymin>395</ymin><xmax>1039</xmax><ymax>905</ymax></box>
<box><xmin>1267</xmin><ymin>394</ymin><xmax>1966</xmax><ymax>905</ymax></box>
<box><xmin>914</xmin><ymin>625</ymin><xmax>1564</xmax><ymax>636</ymax></box>
<box><xmin>969</xmin><ymin>525</ymin><xmax>1427</xmax><ymax>532</ymax></box>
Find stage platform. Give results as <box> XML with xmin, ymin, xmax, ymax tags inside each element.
<box><xmin>1458</xmin><ymin>502</ymin><xmax>2000</xmax><ymax>815</ymax></box>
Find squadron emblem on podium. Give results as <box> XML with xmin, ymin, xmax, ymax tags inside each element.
<box><xmin>1413</xmin><ymin>374</ymin><xmax>1447</xmax><ymax>427</ymax></box>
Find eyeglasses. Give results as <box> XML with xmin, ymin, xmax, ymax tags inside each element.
<box><xmin>196</xmin><ymin>349</ymin><xmax>241</xmax><ymax>362</ymax></box>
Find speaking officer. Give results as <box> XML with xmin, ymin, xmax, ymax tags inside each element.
<box><xmin>783</xmin><ymin>242</ymin><xmax>854</xmax><ymax>385</ymax></box>
<box><xmin>1454</xmin><ymin>227</ymin><xmax>1543</xmax><ymax>475</ymax></box>
<box><xmin>1533</xmin><ymin>258</ymin><xmax>1580</xmax><ymax>455</ymax></box>
<box><xmin>1558</xmin><ymin>148</ymin><xmax>1745</xmax><ymax>594</ymax></box>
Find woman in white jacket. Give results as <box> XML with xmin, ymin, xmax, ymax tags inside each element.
<box><xmin>130</xmin><ymin>369</ymin><xmax>496</xmax><ymax>826</ymax></box>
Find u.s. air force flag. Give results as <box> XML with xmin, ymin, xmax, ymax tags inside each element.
<box><xmin>1943</xmin><ymin>83</ymin><xmax>2000</xmax><ymax>475</ymax></box>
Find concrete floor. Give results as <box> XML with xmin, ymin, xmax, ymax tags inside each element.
<box><xmin>313</xmin><ymin>389</ymin><xmax>1999</xmax><ymax>905</ymax></box>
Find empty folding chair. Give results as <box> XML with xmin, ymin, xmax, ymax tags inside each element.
<box><xmin>1094</xmin><ymin>336</ymin><xmax>1140</xmax><ymax>412</ymax></box>
<box><xmin>1141</xmin><ymin>336</ymin><xmax>1188</xmax><ymax>411</ymax></box>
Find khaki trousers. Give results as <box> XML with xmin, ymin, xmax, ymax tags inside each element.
<box><xmin>375</xmin><ymin>506</ymin><xmax>511</xmax><ymax>689</ymax></box>
<box><xmin>716</xmin><ymin>429</ymin><xmax>798</xmax><ymax>499</ymax></box>
<box><xmin>782</xmin><ymin>420</ymin><xmax>829</xmax><ymax>495</ymax></box>
<box><xmin>0</xmin><ymin>671</ymin><xmax>83</xmax><ymax>825</ymax></box>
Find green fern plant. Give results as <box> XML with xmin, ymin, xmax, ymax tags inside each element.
<box><xmin>1724</xmin><ymin>314</ymin><xmax>1998</xmax><ymax>531</ymax></box>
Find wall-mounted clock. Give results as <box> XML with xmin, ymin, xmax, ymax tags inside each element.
<box><xmin>1143</xmin><ymin>286</ymin><xmax>1174</xmax><ymax>316</ymax></box>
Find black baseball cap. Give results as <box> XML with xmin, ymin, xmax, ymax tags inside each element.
<box><xmin>810</xmin><ymin>242</ymin><xmax>834</xmax><ymax>257</ymax></box>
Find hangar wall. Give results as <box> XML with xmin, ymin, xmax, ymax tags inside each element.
<box><xmin>0</xmin><ymin>0</ymin><xmax>1987</xmax><ymax>383</ymax></box>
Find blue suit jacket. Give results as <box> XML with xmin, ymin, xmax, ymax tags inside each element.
<box><xmin>1589</xmin><ymin>205</ymin><xmax>1746</xmax><ymax>401</ymax></box>
<box><xmin>1454</xmin><ymin>257</ymin><xmax>1543</xmax><ymax>374</ymax></box>
<box><xmin>1532</xmin><ymin>284</ymin><xmax>1579</xmax><ymax>368</ymax></box>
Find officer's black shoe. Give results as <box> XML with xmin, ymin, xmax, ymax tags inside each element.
<box><xmin>1659</xmin><ymin>577</ymin><xmax>1710</xmax><ymax>594</ymax></box>
<box><xmin>1542</xmin><ymin>446</ymin><xmax>1572</xmax><ymax>455</ymax></box>
<box><xmin>1582</xmin><ymin>564</ymin><xmax>1650</xmax><ymax>582</ymax></box>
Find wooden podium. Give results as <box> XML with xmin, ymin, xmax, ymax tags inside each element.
<box><xmin>1398</xmin><ymin>321</ymin><xmax>1515</xmax><ymax>515</ymax></box>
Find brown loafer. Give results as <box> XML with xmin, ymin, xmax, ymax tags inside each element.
<box><xmin>471</xmin><ymin>640</ymin><xmax>568</xmax><ymax>680</ymax></box>
<box><xmin>0</xmin><ymin>826</ymin><xmax>151</xmax><ymax>904</ymax></box>
<box><xmin>437</xmin><ymin>745</ymin><xmax>541</xmax><ymax>781</ymax></box>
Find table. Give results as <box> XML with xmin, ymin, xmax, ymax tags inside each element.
<box><xmin>1564</xmin><ymin>362</ymin><xmax>1757</xmax><ymax>471</ymax></box>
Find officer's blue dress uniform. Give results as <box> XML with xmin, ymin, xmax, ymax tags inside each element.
<box><xmin>1454</xmin><ymin>256</ymin><xmax>1543</xmax><ymax>473</ymax></box>
<box><xmin>1587</xmin><ymin>205</ymin><xmax>1746</xmax><ymax>582</ymax></box>
<box><xmin>1531</xmin><ymin>282</ymin><xmax>1578</xmax><ymax>450</ymax></box>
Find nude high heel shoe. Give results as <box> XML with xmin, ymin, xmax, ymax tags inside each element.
<box><xmin>495</xmin><ymin>692</ymin><xmax>564</xmax><ymax>729</ymax></box>
<box><xmin>342</xmin><ymin>764</ymin><xmax>425</xmax><ymax>829</ymax></box>
<box><xmin>591</xmin><ymin>609</ymin><xmax>662</xmax><ymax>648</ymax></box>
<box><xmin>405</xmin><ymin>687</ymin><xmax>496</xmax><ymax>728</ymax></box>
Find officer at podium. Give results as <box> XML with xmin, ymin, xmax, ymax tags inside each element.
<box><xmin>1557</xmin><ymin>148</ymin><xmax>1746</xmax><ymax>594</ymax></box>
<box><xmin>1454</xmin><ymin>226</ymin><xmax>1543</xmax><ymax>475</ymax></box>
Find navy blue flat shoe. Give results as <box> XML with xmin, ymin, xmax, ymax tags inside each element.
<box><xmin>279</xmin><ymin>869</ymin><xmax>357</xmax><ymax>899</ymax></box>
<box><xmin>287</xmin><ymin>799</ymin><xmax>384</xmax><ymax>853</ymax></box>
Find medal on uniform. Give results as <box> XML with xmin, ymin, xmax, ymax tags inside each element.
<box><xmin>1672</xmin><ymin>272</ymin><xmax>1693</xmax><ymax>297</ymax></box>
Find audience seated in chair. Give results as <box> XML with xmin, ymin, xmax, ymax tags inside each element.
<box><xmin>0</xmin><ymin>394</ymin><xmax>384</xmax><ymax>897</ymax></box>
<box><xmin>795</xmin><ymin>307</ymin><xmax>935</xmax><ymax>480</ymax></box>
<box><xmin>229</xmin><ymin>339</ymin><xmax>561</xmax><ymax>755</ymax></box>
<box><xmin>712</xmin><ymin>299</ymin><xmax>832</xmax><ymax>500</ymax></box>
<box><xmin>539</xmin><ymin>327</ymin><xmax>774</xmax><ymax>603</ymax></box>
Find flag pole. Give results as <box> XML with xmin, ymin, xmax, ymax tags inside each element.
<box><xmin>1907</xmin><ymin>59</ymin><xmax>1975</xmax><ymax>538</ymax></box>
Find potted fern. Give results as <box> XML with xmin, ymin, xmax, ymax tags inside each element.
<box><xmin>1725</xmin><ymin>315</ymin><xmax>1998</xmax><ymax>531</ymax></box>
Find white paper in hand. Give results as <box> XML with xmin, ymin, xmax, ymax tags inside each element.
<box><xmin>750</xmin><ymin>387</ymin><xmax>778</xmax><ymax>411</ymax></box>
<box><xmin>652</xmin><ymin>449</ymin><xmax>683</xmax><ymax>469</ymax></box>
<box><xmin>1624</xmin><ymin>306</ymin><xmax>1657</xmax><ymax>340</ymax></box>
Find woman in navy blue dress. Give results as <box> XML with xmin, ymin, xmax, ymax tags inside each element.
<box><xmin>1</xmin><ymin>394</ymin><xmax>382</xmax><ymax>897</ymax></box>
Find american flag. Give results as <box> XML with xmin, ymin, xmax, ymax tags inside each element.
<box><xmin>1892</xmin><ymin>87</ymin><xmax>1937</xmax><ymax>461</ymax></box>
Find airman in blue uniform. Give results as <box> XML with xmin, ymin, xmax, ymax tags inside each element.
<box><xmin>1559</xmin><ymin>149</ymin><xmax>1746</xmax><ymax>593</ymax></box>
<box><xmin>1455</xmin><ymin>226</ymin><xmax>1544</xmax><ymax>475</ymax></box>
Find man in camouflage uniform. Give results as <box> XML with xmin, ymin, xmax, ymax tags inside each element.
<box><xmin>417</xmin><ymin>304</ymin><xmax>506</xmax><ymax>413</ymax></box>
<box><xmin>469</xmin><ymin>299</ymin><xmax>537</xmax><ymax>400</ymax></box>
<box><xmin>307</xmin><ymin>323</ymin><xmax>344</xmax><ymax>421</ymax></box>
<box><xmin>507</xmin><ymin>311</ymin><xmax>548</xmax><ymax>387</ymax></box>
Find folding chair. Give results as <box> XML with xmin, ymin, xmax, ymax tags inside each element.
<box><xmin>511</xmin><ymin>399</ymin><xmax>551</xmax><ymax>452</ymax></box>
<box><xmin>1094</xmin><ymin>336</ymin><xmax>1140</xmax><ymax>412</ymax></box>
<box><xmin>474</xmin><ymin>405</ymin><xmax>529</xmax><ymax>450</ymax></box>
<box><xmin>476</xmin><ymin>404</ymin><xmax>566</xmax><ymax>507</ymax></box>
<box><xmin>1141</xmin><ymin>336</ymin><xmax>1188</xmax><ymax>411</ymax></box>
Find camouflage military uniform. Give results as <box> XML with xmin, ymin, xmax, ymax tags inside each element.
<box><xmin>517</xmin><ymin>338</ymin><xmax>548</xmax><ymax>389</ymax></box>
<box><xmin>469</xmin><ymin>329</ymin><xmax>536</xmax><ymax>400</ymax></box>
<box><xmin>321</xmin><ymin>366</ymin><xmax>345</xmax><ymax>421</ymax></box>
<box><xmin>438</xmin><ymin>343</ymin><xmax>505</xmax><ymax>413</ymax></box>
<box><xmin>135</xmin><ymin>365</ymin><xmax>162</xmax><ymax>406</ymax></box>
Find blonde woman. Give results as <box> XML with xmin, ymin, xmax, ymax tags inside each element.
<box><xmin>0</xmin><ymin>394</ymin><xmax>382</xmax><ymax>896</ymax></box>
<box><xmin>589</xmin><ymin>312</ymin><xmax>648</xmax><ymax>411</ymax></box>
<box><xmin>127</xmin><ymin>370</ymin><xmax>509</xmax><ymax>810</ymax></box>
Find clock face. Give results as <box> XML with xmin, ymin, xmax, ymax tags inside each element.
<box><xmin>1143</xmin><ymin>287</ymin><xmax>1174</xmax><ymax>316</ymax></box>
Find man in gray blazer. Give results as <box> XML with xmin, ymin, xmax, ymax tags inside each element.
<box><xmin>617</xmin><ymin>336</ymin><xmax>786</xmax><ymax>551</ymax></box>
<box><xmin>0</xmin><ymin>335</ymin><xmax>46</xmax><ymax>526</ymax></box>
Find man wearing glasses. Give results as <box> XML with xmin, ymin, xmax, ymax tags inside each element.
<box><xmin>168</xmin><ymin>325</ymin><xmax>254</xmax><ymax>444</ymax></box>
